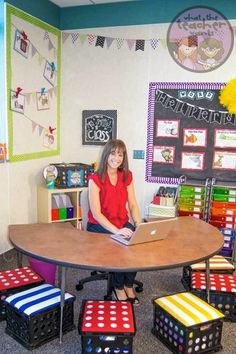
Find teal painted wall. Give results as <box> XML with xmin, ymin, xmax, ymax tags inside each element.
<box><xmin>4</xmin><ymin>0</ymin><xmax>59</xmax><ymax>28</ymax></box>
<box><xmin>4</xmin><ymin>0</ymin><xmax>236</xmax><ymax>30</ymax></box>
<box><xmin>60</xmin><ymin>0</ymin><xmax>236</xmax><ymax>30</ymax></box>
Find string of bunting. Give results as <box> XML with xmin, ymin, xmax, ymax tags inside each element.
<box><xmin>62</xmin><ymin>31</ymin><xmax>167</xmax><ymax>50</ymax></box>
<box><xmin>12</xmin><ymin>23</ymin><xmax>57</xmax><ymax>64</ymax></box>
<box><xmin>62</xmin><ymin>25</ymin><xmax>236</xmax><ymax>51</ymax></box>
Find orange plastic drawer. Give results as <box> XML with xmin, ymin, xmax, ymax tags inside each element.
<box><xmin>212</xmin><ymin>201</ymin><xmax>236</xmax><ymax>209</ymax></box>
<box><xmin>210</xmin><ymin>214</ymin><xmax>235</xmax><ymax>223</ymax></box>
<box><xmin>211</xmin><ymin>207</ymin><xmax>236</xmax><ymax>217</ymax></box>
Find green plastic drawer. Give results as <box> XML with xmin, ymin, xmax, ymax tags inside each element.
<box><xmin>213</xmin><ymin>187</ymin><xmax>236</xmax><ymax>196</ymax></box>
<box><xmin>213</xmin><ymin>194</ymin><xmax>236</xmax><ymax>203</ymax></box>
<box><xmin>179</xmin><ymin>185</ymin><xmax>205</xmax><ymax>194</ymax></box>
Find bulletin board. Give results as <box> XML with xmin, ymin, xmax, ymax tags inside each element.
<box><xmin>6</xmin><ymin>5</ymin><xmax>60</xmax><ymax>162</ymax></box>
<box><xmin>146</xmin><ymin>82</ymin><xmax>236</xmax><ymax>184</ymax></box>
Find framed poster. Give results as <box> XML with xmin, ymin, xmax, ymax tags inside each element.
<box><xmin>82</xmin><ymin>110</ymin><xmax>117</xmax><ymax>145</ymax></box>
<box><xmin>146</xmin><ymin>82</ymin><xmax>236</xmax><ymax>184</ymax></box>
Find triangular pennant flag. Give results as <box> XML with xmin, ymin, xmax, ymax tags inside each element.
<box><xmin>62</xmin><ymin>32</ymin><xmax>70</xmax><ymax>43</ymax></box>
<box><xmin>48</xmin><ymin>39</ymin><xmax>54</xmax><ymax>51</ymax></box>
<box><xmin>95</xmin><ymin>36</ymin><xmax>105</xmax><ymax>48</ymax></box>
<box><xmin>105</xmin><ymin>37</ymin><xmax>114</xmax><ymax>48</ymax></box>
<box><xmin>25</xmin><ymin>93</ymin><xmax>31</xmax><ymax>105</ymax></box>
<box><xmin>79</xmin><ymin>34</ymin><xmax>87</xmax><ymax>44</ymax></box>
<box><xmin>48</xmin><ymin>88</ymin><xmax>53</xmax><ymax>98</ymax></box>
<box><xmin>31</xmin><ymin>44</ymin><xmax>37</xmax><ymax>57</ymax></box>
<box><xmin>43</xmin><ymin>31</ymin><xmax>49</xmax><ymax>40</ymax></box>
<box><xmin>53</xmin><ymin>87</ymin><xmax>57</xmax><ymax>97</ymax></box>
<box><xmin>135</xmin><ymin>40</ymin><xmax>145</xmax><ymax>51</ymax></box>
<box><xmin>71</xmin><ymin>32</ymin><xmax>79</xmax><ymax>44</ymax></box>
<box><xmin>31</xmin><ymin>92</ymin><xmax>36</xmax><ymax>103</ymax></box>
<box><xmin>88</xmin><ymin>34</ymin><xmax>96</xmax><ymax>45</ymax></box>
<box><xmin>38</xmin><ymin>54</ymin><xmax>43</xmax><ymax>65</ymax></box>
<box><xmin>126</xmin><ymin>39</ymin><xmax>135</xmax><ymax>50</ymax></box>
<box><xmin>53</xmin><ymin>48</ymin><xmax>56</xmax><ymax>58</ymax></box>
<box><xmin>160</xmin><ymin>38</ymin><xmax>167</xmax><ymax>48</ymax></box>
<box><xmin>116</xmin><ymin>38</ymin><xmax>124</xmax><ymax>49</ymax></box>
<box><xmin>150</xmin><ymin>38</ymin><xmax>159</xmax><ymax>50</ymax></box>
<box><xmin>38</xmin><ymin>125</ymin><xmax>44</xmax><ymax>136</ymax></box>
<box><xmin>32</xmin><ymin>121</ymin><xmax>37</xmax><ymax>133</ymax></box>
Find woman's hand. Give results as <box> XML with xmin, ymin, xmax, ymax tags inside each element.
<box><xmin>115</xmin><ymin>227</ymin><xmax>134</xmax><ymax>237</ymax></box>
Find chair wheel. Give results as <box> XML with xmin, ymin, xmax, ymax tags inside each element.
<box><xmin>75</xmin><ymin>283</ymin><xmax>84</xmax><ymax>291</ymax></box>
<box><xmin>91</xmin><ymin>271</ymin><xmax>98</xmax><ymax>276</ymax></box>
<box><xmin>104</xmin><ymin>294</ymin><xmax>112</xmax><ymax>300</ymax></box>
<box><xmin>135</xmin><ymin>286</ymin><xmax>143</xmax><ymax>293</ymax></box>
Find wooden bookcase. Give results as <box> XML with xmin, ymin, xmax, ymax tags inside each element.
<box><xmin>37</xmin><ymin>185</ymin><xmax>85</xmax><ymax>229</ymax></box>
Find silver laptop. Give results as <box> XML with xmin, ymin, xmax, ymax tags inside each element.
<box><xmin>110</xmin><ymin>218</ymin><xmax>178</xmax><ymax>246</ymax></box>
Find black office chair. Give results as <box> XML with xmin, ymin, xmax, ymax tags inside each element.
<box><xmin>75</xmin><ymin>189</ymin><xmax>143</xmax><ymax>300</ymax></box>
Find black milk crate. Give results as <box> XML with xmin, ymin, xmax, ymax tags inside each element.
<box><xmin>4</xmin><ymin>284</ymin><xmax>75</xmax><ymax>349</ymax></box>
<box><xmin>152</xmin><ymin>292</ymin><xmax>224</xmax><ymax>354</ymax></box>
<box><xmin>191</xmin><ymin>272</ymin><xmax>236</xmax><ymax>322</ymax></box>
<box><xmin>78</xmin><ymin>300</ymin><xmax>136</xmax><ymax>354</ymax></box>
<box><xmin>0</xmin><ymin>266</ymin><xmax>44</xmax><ymax>321</ymax></box>
<box><xmin>182</xmin><ymin>255</ymin><xmax>235</xmax><ymax>290</ymax></box>
<box><xmin>52</xmin><ymin>163</ymin><xmax>94</xmax><ymax>188</ymax></box>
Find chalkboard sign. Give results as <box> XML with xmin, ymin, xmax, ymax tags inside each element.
<box><xmin>146</xmin><ymin>82</ymin><xmax>236</xmax><ymax>184</ymax></box>
<box><xmin>82</xmin><ymin>110</ymin><xmax>117</xmax><ymax>145</ymax></box>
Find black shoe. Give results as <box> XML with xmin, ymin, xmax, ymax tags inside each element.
<box><xmin>112</xmin><ymin>288</ymin><xmax>128</xmax><ymax>301</ymax></box>
<box><xmin>127</xmin><ymin>296</ymin><xmax>140</xmax><ymax>306</ymax></box>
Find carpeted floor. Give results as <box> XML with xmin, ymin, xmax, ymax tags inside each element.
<box><xmin>0</xmin><ymin>249</ymin><xmax>236</xmax><ymax>354</ymax></box>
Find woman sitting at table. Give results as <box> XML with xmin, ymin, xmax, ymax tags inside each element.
<box><xmin>87</xmin><ymin>138</ymin><xmax>141</xmax><ymax>305</ymax></box>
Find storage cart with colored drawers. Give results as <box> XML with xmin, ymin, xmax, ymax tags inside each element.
<box><xmin>209</xmin><ymin>182</ymin><xmax>236</xmax><ymax>261</ymax></box>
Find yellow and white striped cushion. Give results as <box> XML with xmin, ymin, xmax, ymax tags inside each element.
<box><xmin>190</xmin><ymin>255</ymin><xmax>234</xmax><ymax>271</ymax></box>
<box><xmin>154</xmin><ymin>292</ymin><xmax>224</xmax><ymax>327</ymax></box>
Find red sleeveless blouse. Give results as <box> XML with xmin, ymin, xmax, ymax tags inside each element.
<box><xmin>88</xmin><ymin>170</ymin><xmax>132</xmax><ymax>229</ymax></box>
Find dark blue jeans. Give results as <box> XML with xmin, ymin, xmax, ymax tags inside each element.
<box><xmin>87</xmin><ymin>222</ymin><xmax>137</xmax><ymax>289</ymax></box>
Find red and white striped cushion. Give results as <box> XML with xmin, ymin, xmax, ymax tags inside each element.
<box><xmin>191</xmin><ymin>272</ymin><xmax>236</xmax><ymax>292</ymax></box>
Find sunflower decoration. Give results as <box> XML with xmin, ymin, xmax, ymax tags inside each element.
<box><xmin>219</xmin><ymin>78</ymin><xmax>236</xmax><ymax>114</ymax></box>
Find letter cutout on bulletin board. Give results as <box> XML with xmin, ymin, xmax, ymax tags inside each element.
<box><xmin>146</xmin><ymin>82</ymin><xmax>236</xmax><ymax>184</ymax></box>
<box><xmin>6</xmin><ymin>5</ymin><xmax>60</xmax><ymax>162</ymax></box>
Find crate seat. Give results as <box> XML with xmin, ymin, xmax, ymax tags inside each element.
<box><xmin>182</xmin><ymin>255</ymin><xmax>235</xmax><ymax>290</ymax></box>
<box><xmin>191</xmin><ymin>272</ymin><xmax>236</xmax><ymax>322</ymax></box>
<box><xmin>0</xmin><ymin>266</ymin><xmax>44</xmax><ymax>321</ymax></box>
<box><xmin>4</xmin><ymin>283</ymin><xmax>75</xmax><ymax>349</ymax></box>
<box><xmin>153</xmin><ymin>292</ymin><xmax>224</xmax><ymax>354</ymax></box>
<box><xmin>79</xmin><ymin>300</ymin><xmax>136</xmax><ymax>354</ymax></box>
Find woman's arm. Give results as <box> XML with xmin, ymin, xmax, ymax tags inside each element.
<box><xmin>127</xmin><ymin>181</ymin><xmax>141</xmax><ymax>227</ymax></box>
<box><xmin>88</xmin><ymin>179</ymin><xmax>132</xmax><ymax>236</ymax></box>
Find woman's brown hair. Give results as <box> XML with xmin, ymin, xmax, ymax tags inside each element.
<box><xmin>97</xmin><ymin>139</ymin><xmax>129</xmax><ymax>182</ymax></box>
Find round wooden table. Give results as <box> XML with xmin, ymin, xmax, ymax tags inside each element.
<box><xmin>8</xmin><ymin>216</ymin><xmax>224</xmax><ymax>342</ymax></box>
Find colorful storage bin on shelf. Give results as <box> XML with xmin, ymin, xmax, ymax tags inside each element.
<box><xmin>179</xmin><ymin>185</ymin><xmax>205</xmax><ymax>194</ymax></box>
<box><xmin>51</xmin><ymin>194</ymin><xmax>74</xmax><ymax>221</ymax></box>
<box><xmin>0</xmin><ymin>267</ymin><xmax>44</xmax><ymax>321</ymax></box>
<box><xmin>148</xmin><ymin>203</ymin><xmax>176</xmax><ymax>217</ymax></box>
<box><xmin>4</xmin><ymin>284</ymin><xmax>75</xmax><ymax>349</ymax></box>
<box><xmin>191</xmin><ymin>272</ymin><xmax>236</xmax><ymax>322</ymax></box>
<box><xmin>78</xmin><ymin>300</ymin><xmax>136</xmax><ymax>354</ymax></box>
<box><xmin>182</xmin><ymin>255</ymin><xmax>235</xmax><ymax>290</ymax></box>
<box><xmin>152</xmin><ymin>292</ymin><xmax>224</xmax><ymax>354</ymax></box>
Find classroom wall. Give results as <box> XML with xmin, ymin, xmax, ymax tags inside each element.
<box><xmin>0</xmin><ymin>0</ymin><xmax>236</xmax><ymax>254</ymax></box>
